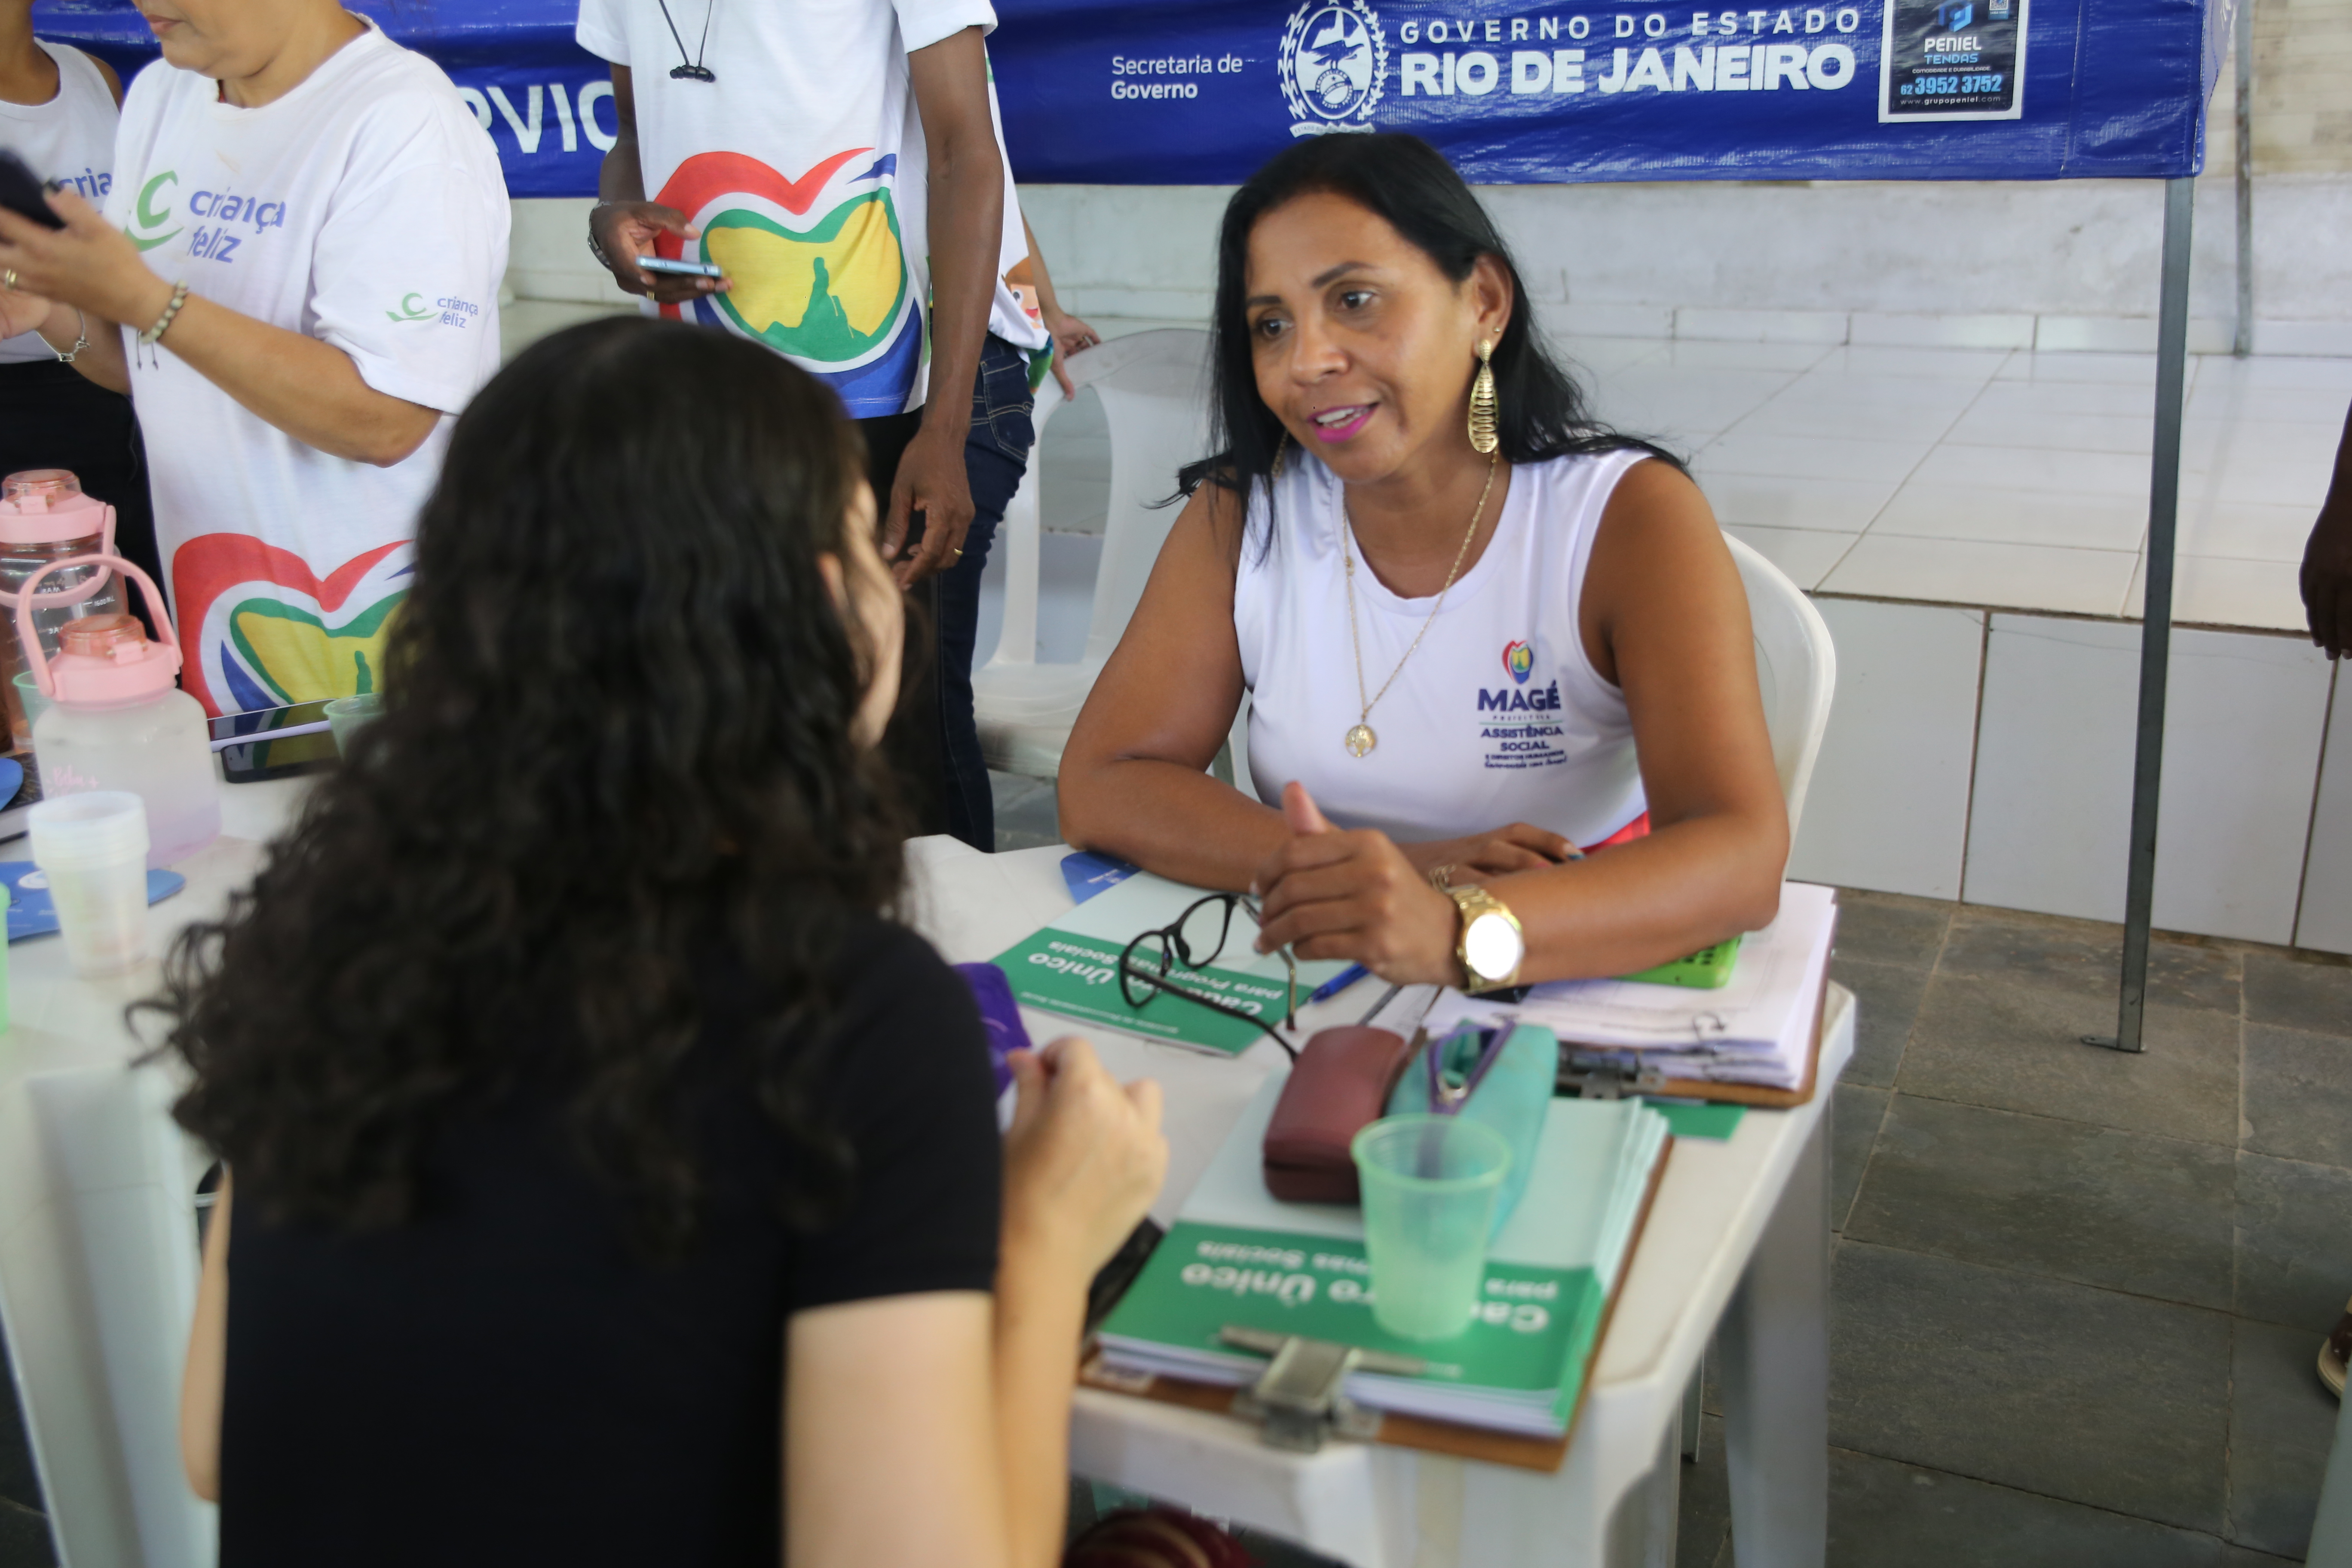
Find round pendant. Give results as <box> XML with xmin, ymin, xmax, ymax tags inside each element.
<box><xmin>1344</xmin><ymin>723</ymin><xmax>1377</xmax><ymax>757</ymax></box>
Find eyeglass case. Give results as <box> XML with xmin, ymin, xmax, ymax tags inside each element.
<box><xmin>1261</xmin><ymin>1026</ymin><xmax>1418</xmax><ymax>1204</ymax></box>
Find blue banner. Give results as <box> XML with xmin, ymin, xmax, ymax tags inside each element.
<box><xmin>989</xmin><ymin>0</ymin><xmax>2225</xmax><ymax>182</ymax></box>
<box><xmin>33</xmin><ymin>0</ymin><xmax>2224</xmax><ymax>189</ymax></box>
<box><xmin>29</xmin><ymin>0</ymin><xmax>611</xmax><ymax>198</ymax></box>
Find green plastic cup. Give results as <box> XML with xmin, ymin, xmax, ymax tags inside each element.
<box><xmin>1351</xmin><ymin>1114</ymin><xmax>1513</xmax><ymax>1342</ymax></box>
<box><xmin>13</xmin><ymin>670</ymin><xmax>50</xmax><ymax>734</ymax></box>
<box><xmin>323</xmin><ymin>692</ymin><xmax>385</xmax><ymax>756</ymax></box>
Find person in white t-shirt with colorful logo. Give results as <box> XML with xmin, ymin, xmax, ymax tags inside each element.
<box><xmin>576</xmin><ymin>0</ymin><xmax>1002</xmax><ymax>837</ymax></box>
<box><xmin>0</xmin><ymin>0</ymin><xmax>507</xmax><ymax>717</ymax></box>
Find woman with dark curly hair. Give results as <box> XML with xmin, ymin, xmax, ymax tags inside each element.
<box><xmin>1059</xmin><ymin>135</ymin><xmax>1787</xmax><ymax>995</ymax></box>
<box><xmin>159</xmin><ymin>317</ymin><xmax>1167</xmax><ymax>1568</ymax></box>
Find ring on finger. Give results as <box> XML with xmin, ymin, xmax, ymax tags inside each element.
<box><xmin>2</xmin><ymin>270</ymin><xmax>15</xmax><ymax>291</ymax></box>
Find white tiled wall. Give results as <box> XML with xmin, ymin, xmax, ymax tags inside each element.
<box><xmin>1964</xmin><ymin>616</ymin><xmax>2334</xmax><ymax>943</ymax></box>
<box><xmin>1787</xmin><ymin>600</ymin><xmax>1985</xmax><ymax>901</ymax></box>
<box><xmin>2296</xmin><ymin>667</ymin><xmax>2352</xmax><ymax>955</ymax></box>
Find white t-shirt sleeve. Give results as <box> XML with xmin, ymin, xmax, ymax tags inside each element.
<box><xmin>309</xmin><ymin>156</ymin><xmax>503</xmax><ymax>414</ymax></box>
<box><xmin>894</xmin><ymin>0</ymin><xmax>997</xmax><ymax>54</ymax></box>
<box><xmin>575</xmin><ymin>0</ymin><xmax>630</xmax><ymax>67</ymax></box>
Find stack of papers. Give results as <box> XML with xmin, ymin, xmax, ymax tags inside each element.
<box><xmin>1424</xmin><ymin>882</ymin><xmax>1838</xmax><ymax>1090</ymax></box>
<box><xmin>1096</xmin><ymin>1073</ymin><xmax>1670</xmax><ymax>1437</ymax></box>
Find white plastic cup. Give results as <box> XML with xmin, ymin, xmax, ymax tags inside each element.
<box><xmin>30</xmin><ymin>791</ymin><xmax>150</xmax><ymax>977</ymax></box>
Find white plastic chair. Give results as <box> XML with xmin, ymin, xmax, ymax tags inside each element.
<box><xmin>973</xmin><ymin>329</ymin><xmax>1213</xmax><ymax>781</ymax></box>
<box><xmin>1723</xmin><ymin>531</ymin><xmax>1838</xmax><ymax>838</ymax></box>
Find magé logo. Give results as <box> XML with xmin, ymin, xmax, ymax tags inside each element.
<box><xmin>1279</xmin><ymin>0</ymin><xmax>1387</xmax><ymax>137</ymax></box>
<box><xmin>1502</xmin><ymin>639</ymin><xmax>1535</xmax><ymax>684</ymax></box>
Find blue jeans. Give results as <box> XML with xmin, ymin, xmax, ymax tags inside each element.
<box><xmin>937</xmin><ymin>334</ymin><xmax>1038</xmax><ymax>851</ymax></box>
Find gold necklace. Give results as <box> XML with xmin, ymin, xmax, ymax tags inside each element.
<box><xmin>1340</xmin><ymin>451</ymin><xmax>1500</xmax><ymax>758</ymax></box>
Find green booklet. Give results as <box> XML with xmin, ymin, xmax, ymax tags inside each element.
<box><xmin>1097</xmin><ymin>1075</ymin><xmax>1670</xmax><ymax>1436</ymax></box>
<box><xmin>1619</xmin><ymin>934</ymin><xmax>1742</xmax><ymax>989</ymax></box>
<box><xmin>989</xmin><ymin>871</ymin><xmax>1348</xmax><ymax>1056</ymax></box>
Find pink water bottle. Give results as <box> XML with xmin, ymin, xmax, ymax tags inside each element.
<box><xmin>0</xmin><ymin>470</ymin><xmax>127</xmax><ymax>750</ymax></box>
<box><xmin>17</xmin><ymin>554</ymin><xmax>219</xmax><ymax>868</ymax></box>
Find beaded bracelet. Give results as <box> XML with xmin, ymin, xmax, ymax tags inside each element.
<box><xmin>139</xmin><ymin>280</ymin><xmax>190</xmax><ymax>346</ymax></box>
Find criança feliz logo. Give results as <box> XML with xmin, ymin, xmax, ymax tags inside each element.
<box><xmin>124</xmin><ymin>171</ymin><xmax>180</xmax><ymax>252</ymax></box>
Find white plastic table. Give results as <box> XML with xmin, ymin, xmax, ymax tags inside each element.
<box><xmin>0</xmin><ymin>811</ymin><xmax>1847</xmax><ymax>1568</ymax></box>
<box><xmin>906</xmin><ymin>836</ymin><xmax>1852</xmax><ymax>1568</ymax></box>
<box><xmin>0</xmin><ymin>778</ymin><xmax>311</xmax><ymax>1568</ymax></box>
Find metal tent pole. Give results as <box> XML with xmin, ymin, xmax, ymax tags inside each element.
<box><xmin>2235</xmin><ymin>0</ymin><xmax>2255</xmax><ymax>357</ymax></box>
<box><xmin>2088</xmin><ymin>177</ymin><xmax>2196</xmax><ymax>1055</ymax></box>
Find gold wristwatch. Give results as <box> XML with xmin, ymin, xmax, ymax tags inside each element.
<box><xmin>1444</xmin><ymin>885</ymin><xmax>1525</xmax><ymax>992</ymax></box>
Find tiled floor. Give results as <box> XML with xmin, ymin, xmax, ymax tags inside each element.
<box><xmin>993</xmin><ymin>767</ymin><xmax>1066</xmax><ymax>852</ymax></box>
<box><xmin>1675</xmin><ymin>887</ymin><xmax>2349</xmax><ymax>1568</ymax></box>
<box><xmin>1557</xmin><ymin>338</ymin><xmax>2352</xmax><ymax>634</ymax></box>
<box><xmin>1002</xmin><ymin>328</ymin><xmax>2349</xmax><ymax>641</ymax></box>
<box><xmin>493</xmin><ymin>306</ymin><xmax>2351</xmax><ymax>643</ymax></box>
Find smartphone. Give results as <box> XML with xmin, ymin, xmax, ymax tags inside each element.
<box><xmin>637</xmin><ymin>255</ymin><xmax>724</xmax><ymax>279</ymax></box>
<box><xmin>208</xmin><ymin>699</ymin><xmax>338</xmax><ymax>783</ymax></box>
<box><xmin>0</xmin><ymin>150</ymin><xmax>64</xmax><ymax>230</ymax></box>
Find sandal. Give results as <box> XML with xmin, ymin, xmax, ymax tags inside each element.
<box><xmin>2323</xmin><ymin>1297</ymin><xmax>2351</xmax><ymax>1400</ymax></box>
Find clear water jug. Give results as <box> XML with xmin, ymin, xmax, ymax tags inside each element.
<box><xmin>19</xmin><ymin>554</ymin><xmax>219</xmax><ymax>869</ymax></box>
<box><xmin>0</xmin><ymin>470</ymin><xmax>126</xmax><ymax>751</ymax></box>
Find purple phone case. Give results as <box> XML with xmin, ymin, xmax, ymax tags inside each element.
<box><xmin>955</xmin><ymin>962</ymin><xmax>1033</xmax><ymax>1095</ymax></box>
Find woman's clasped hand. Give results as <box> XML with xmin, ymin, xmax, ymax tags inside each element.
<box><xmin>1248</xmin><ymin>781</ymin><xmax>1488</xmax><ymax>988</ymax></box>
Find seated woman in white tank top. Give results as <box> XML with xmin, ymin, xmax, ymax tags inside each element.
<box><xmin>1060</xmin><ymin>135</ymin><xmax>1788</xmax><ymax>992</ymax></box>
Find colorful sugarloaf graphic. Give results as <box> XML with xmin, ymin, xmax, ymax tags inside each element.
<box><xmin>1502</xmin><ymin>639</ymin><xmax>1535</xmax><ymax>684</ymax></box>
<box><xmin>652</xmin><ymin>149</ymin><xmax>922</xmax><ymax>415</ymax></box>
<box><xmin>173</xmin><ymin>535</ymin><xmax>410</xmax><ymax>717</ymax></box>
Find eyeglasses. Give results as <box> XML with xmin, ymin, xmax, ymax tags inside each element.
<box><xmin>1118</xmin><ymin>892</ymin><xmax>1299</xmax><ymax>1058</ymax></box>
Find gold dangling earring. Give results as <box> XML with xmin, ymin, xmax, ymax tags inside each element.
<box><xmin>1467</xmin><ymin>340</ymin><xmax>1500</xmax><ymax>455</ymax></box>
<box><xmin>1270</xmin><ymin>430</ymin><xmax>1288</xmax><ymax>481</ymax></box>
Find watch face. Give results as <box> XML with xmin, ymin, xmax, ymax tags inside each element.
<box><xmin>1464</xmin><ymin>909</ymin><xmax>1524</xmax><ymax>981</ymax></box>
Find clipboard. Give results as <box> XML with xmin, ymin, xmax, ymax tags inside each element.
<box><xmin>1078</xmin><ymin>1137</ymin><xmax>1674</xmax><ymax>1474</ymax></box>
<box><xmin>1560</xmin><ymin>897</ymin><xmax>1839</xmax><ymax>1111</ymax></box>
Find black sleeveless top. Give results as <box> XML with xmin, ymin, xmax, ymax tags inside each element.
<box><xmin>216</xmin><ymin>921</ymin><xmax>1001</xmax><ymax>1566</ymax></box>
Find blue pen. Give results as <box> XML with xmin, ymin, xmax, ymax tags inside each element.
<box><xmin>1307</xmin><ymin>963</ymin><xmax>1372</xmax><ymax>1005</ymax></box>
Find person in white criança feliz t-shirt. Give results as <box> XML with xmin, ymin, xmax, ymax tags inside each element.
<box><xmin>0</xmin><ymin>0</ymin><xmax>507</xmax><ymax>718</ymax></box>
